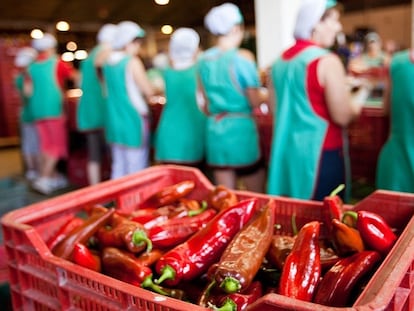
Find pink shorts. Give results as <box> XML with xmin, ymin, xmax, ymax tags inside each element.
<box><xmin>36</xmin><ymin>117</ymin><xmax>68</xmax><ymax>159</ymax></box>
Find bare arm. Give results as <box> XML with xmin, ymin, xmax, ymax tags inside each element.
<box><xmin>319</xmin><ymin>54</ymin><xmax>368</xmax><ymax>126</ymax></box>
<box><xmin>129</xmin><ymin>56</ymin><xmax>155</xmax><ymax>101</ymax></box>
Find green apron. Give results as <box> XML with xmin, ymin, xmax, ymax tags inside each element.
<box><xmin>77</xmin><ymin>46</ymin><xmax>106</xmax><ymax>131</ymax></box>
<box><xmin>198</xmin><ymin>48</ymin><xmax>260</xmax><ymax>167</ymax></box>
<box><xmin>267</xmin><ymin>46</ymin><xmax>329</xmax><ymax>199</ymax></box>
<box><xmin>154</xmin><ymin>65</ymin><xmax>206</xmax><ymax>163</ymax></box>
<box><xmin>28</xmin><ymin>56</ymin><xmax>63</xmax><ymax>120</ymax></box>
<box><xmin>376</xmin><ymin>50</ymin><xmax>414</xmax><ymax>192</ymax></box>
<box><xmin>103</xmin><ymin>55</ymin><xmax>143</xmax><ymax>147</ymax></box>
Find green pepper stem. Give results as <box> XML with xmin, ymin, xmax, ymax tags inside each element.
<box><xmin>208</xmin><ymin>297</ymin><xmax>237</xmax><ymax>311</ymax></box>
<box><xmin>155</xmin><ymin>264</ymin><xmax>176</xmax><ymax>285</ymax></box>
<box><xmin>132</xmin><ymin>229</ymin><xmax>153</xmax><ymax>253</ymax></box>
<box><xmin>188</xmin><ymin>200</ymin><xmax>208</xmax><ymax>217</ymax></box>
<box><xmin>219</xmin><ymin>276</ymin><xmax>241</xmax><ymax>294</ymax></box>
<box><xmin>329</xmin><ymin>184</ymin><xmax>345</xmax><ymax>197</ymax></box>
<box><xmin>341</xmin><ymin>211</ymin><xmax>358</xmax><ymax>227</ymax></box>
<box><xmin>141</xmin><ymin>276</ymin><xmax>169</xmax><ymax>296</ymax></box>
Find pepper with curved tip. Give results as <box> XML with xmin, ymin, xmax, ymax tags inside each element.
<box><xmin>47</xmin><ymin>217</ymin><xmax>84</xmax><ymax>251</ymax></box>
<box><xmin>154</xmin><ymin>198</ymin><xmax>260</xmax><ymax>286</ymax></box>
<box><xmin>313</xmin><ymin>250</ymin><xmax>381</xmax><ymax>307</ymax></box>
<box><xmin>279</xmin><ymin>221</ymin><xmax>321</xmax><ymax>302</ymax></box>
<box><xmin>52</xmin><ymin>208</ymin><xmax>115</xmax><ymax>260</ymax></box>
<box><xmin>331</xmin><ymin>218</ymin><xmax>365</xmax><ymax>256</ymax></box>
<box><xmin>214</xmin><ymin>200</ymin><xmax>276</xmax><ymax>294</ymax></box>
<box><xmin>207</xmin><ymin>185</ymin><xmax>238</xmax><ymax>212</ymax></box>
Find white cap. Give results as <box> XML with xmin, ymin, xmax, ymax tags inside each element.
<box><xmin>169</xmin><ymin>28</ymin><xmax>200</xmax><ymax>69</ymax></box>
<box><xmin>293</xmin><ymin>0</ymin><xmax>337</xmax><ymax>40</ymax></box>
<box><xmin>14</xmin><ymin>47</ymin><xmax>37</xmax><ymax>67</ymax></box>
<box><xmin>31</xmin><ymin>33</ymin><xmax>57</xmax><ymax>51</ymax></box>
<box><xmin>204</xmin><ymin>3</ymin><xmax>243</xmax><ymax>36</ymax></box>
<box><xmin>112</xmin><ymin>21</ymin><xmax>146</xmax><ymax>50</ymax></box>
<box><xmin>97</xmin><ymin>23</ymin><xmax>117</xmax><ymax>44</ymax></box>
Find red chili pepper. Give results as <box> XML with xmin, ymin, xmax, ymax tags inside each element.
<box><xmin>344</xmin><ymin>210</ymin><xmax>397</xmax><ymax>255</ymax></box>
<box><xmin>207</xmin><ymin>185</ymin><xmax>238</xmax><ymax>212</ymax></box>
<box><xmin>135</xmin><ymin>249</ymin><xmax>164</xmax><ymax>267</ymax></box>
<box><xmin>213</xmin><ymin>200</ymin><xmax>276</xmax><ymax>294</ymax></box>
<box><xmin>72</xmin><ymin>242</ymin><xmax>101</xmax><ymax>272</ymax></box>
<box><xmin>96</xmin><ymin>213</ymin><xmax>152</xmax><ymax>253</ymax></box>
<box><xmin>279</xmin><ymin>221</ymin><xmax>321</xmax><ymax>302</ymax></box>
<box><xmin>101</xmin><ymin>247</ymin><xmax>153</xmax><ymax>286</ymax></box>
<box><xmin>147</xmin><ymin>208</ymin><xmax>217</xmax><ymax>249</ymax></box>
<box><xmin>47</xmin><ymin>217</ymin><xmax>84</xmax><ymax>251</ymax></box>
<box><xmin>52</xmin><ymin>208</ymin><xmax>115</xmax><ymax>260</ymax></box>
<box><xmin>154</xmin><ymin>198</ymin><xmax>260</xmax><ymax>286</ymax></box>
<box><xmin>139</xmin><ymin>180</ymin><xmax>196</xmax><ymax>208</ymax></box>
<box><xmin>313</xmin><ymin>250</ymin><xmax>381</xmax><ymax>307</ymax></box>
<box><xmin>217</xmin><ymin>281</ymin><xmax>263</xmax><ymax>311</ymax></box>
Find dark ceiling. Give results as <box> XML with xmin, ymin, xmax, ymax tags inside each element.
<box><xmin>0</xmin><ymin>0</ymin><xmax>410</xmax><ymax>32</ymax></box>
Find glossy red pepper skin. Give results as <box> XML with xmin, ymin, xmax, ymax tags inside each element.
<box><xmin>101</xmin><ymin>247</ymin><xmax>152</xmax><ymax>286</ymax></box>
<box><xmin>207</xmin><ymin>185</ymin><xmax>238</xmax><ymax>212</ymax></box>
<box><xmin>47</xmin><ymin>217</ymin><xmax>84</xmax><ymax>251</ymax></box>
<box><xmin>213</xmin><ymin>200</ymin><xmax>276</xmax><ymax>294</ymax></box>
<box><xmin>356</xmin><ymin>210</ymin><xmax>397</xmax><ymax>255</ymax></box>
<box><xmin>147</xmin><ymin>208</ymin><xmax>217</xmax><ymax>249</ymax></box>
<box><xmin>72</xmin><ymin>243</ymin><xmax>101</xmax><ymax>272</ymax></box>
<box><xmin>52</xmin><ymin>208</ymin><xmax>115</xmax><ymax>260</ymax></box>
<box><xmin>139</xmin><ymin>180</ymin><xmax>196</xmax><ymax>208</ymax></box>
<box><xmin>96</xmin><ymin>214</ymin><xmax>150</xmax><ymax>253</ymax></box>
<box><xmin>279</xmin><ymin>221</ymin><xmax>321</xmax><ymax>302</ymax></box>
<box><xmin>314</xmin><ymin>250</ymin><xmax>381</xmax><ymax>307</ymax></box>
<box><xmin>218</xmin><ymin>281</ymin><xmax>263</xmax><ymax>311</ymax></box>
<box><xmin>155</xmin><ymin>198</ymin><xmax>260</xmax><ymax>286</ymax></box>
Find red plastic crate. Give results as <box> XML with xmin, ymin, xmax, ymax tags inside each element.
<box><xmin>1</xmin><ymin>165</ymin><xmax>414</xmax><ymax>311</ymax></box>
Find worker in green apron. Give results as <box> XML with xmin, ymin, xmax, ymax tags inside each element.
<box><xmin>376</xmin><ymin>49</ymin><xmax>414</xmax><ymax>193</ymax></box>
<box><xmin>267</xmin><ymin>0</ymin><xmax>371</xmax><ymax>201</ymax></box>
<box><xmin>198</xmin><ymin>3</ymin><xmax>265</xmax><ymax>192</ymax></box>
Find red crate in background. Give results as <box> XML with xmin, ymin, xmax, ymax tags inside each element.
<box><xmin>1</xmin><ymin>165</ymin><xmax>414</xmax><ymax>311</ymax></box>
<box><xmin>348</xmin><ymin>106</ymin><xmax>390</xmax><ymax>184</ymax></box>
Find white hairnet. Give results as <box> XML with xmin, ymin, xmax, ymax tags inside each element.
<box><xmin>14</xmin><ymin>47</ymin><xmax>38</xmax><ymax>67</ymax></box>
<box><xmin>169</xmin><ymin>28</ymin><xmax>200</xmax><ymax>69</ymax></box>
<box><xmin>293</xmin><ymin>0</ymin><xmax>337</xmax><ymax>40</ymax></box>
<box><xmin>112</xmin><ymin>21</ymin><xmax>146</xmax><ymax>50</ymax></box>
<box><xmin>31</xmin><ymin>33</ymin><xmax>57</xmax><ymax>52</ymax></box>
<box><xmin>204</xmin><ymin>3</ymin><xmax>243</xmax><ymax>36</ymax></box>
<box><xmin>97</xmin><ymin>23</ymin><xmax>117</xmax><ymax>44</ymax></box>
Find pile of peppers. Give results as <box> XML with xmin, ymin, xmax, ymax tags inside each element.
<box><xmin>47</xmin><ymin>181</ymin><xmax>399</xmax><ymax>310</ymax></box>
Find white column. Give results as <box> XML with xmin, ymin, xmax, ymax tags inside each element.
<box><xmin>254</xmin><ymin>0</ymin><xmax>301</xmax><ymax>71</ymax></box>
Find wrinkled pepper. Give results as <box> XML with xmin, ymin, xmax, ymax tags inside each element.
<box><xmin>279</xmin><ymin>221</ymin><xmax>321</xmax><ymax>302</ymax></box>
<box><xmin>155</xmin><ymin>198</ymin><xmax>260</xmax><ymax>286</ymax></box>
<box><xmin>331</xmin><ymin>218</ymin><xmax>364</xmax><ymax>256</ymax></box>
<box><xmin>135</xmin><ymin>248</ymin><xmax>164</xmax><ymax>266</ymax></box>
<box><xmin>213</xmin><ymin>281</ymin><xmax>263</xmax><ymax>311</ymax></box>
<box><xmin>96</xmin><ymin>213</ymin><xmax>152</xmax><ymax>253</ymax></box>
<box><xmin>72</xmin><ymin>242</ymin><xmax>101</xmax><ymax>272</ymax></box>
<box><xmin>207</xmin><ymin>185</ymin><xmax>238</xmax><ymax>212</ymax></box>
<box><xmin>139</xmin><ymin>180</ymin><xmax>196</xmax><ymax>208</ymax></box>
<box><xmin>53</xmin><ymin>208</ymin><xmax>115</xmax><ymax>260</ymax></box>
<box><xmin>344</xmin><ymin>210</ymin><xmax>397</xmax><ymax>255</ymax></box>
<box><xmin>212</xmin><ymin>200</ymin><xmax>276</xmax><ymax>294</ymax></box>
<box><xmin>47</xmin><ymin>216</ymin><xmax>84</xmax><ymax>251</ymax></box>
<box><xmin>313</xmin><ymin>250</ymin><xmax>381</xmax><ymax>307</ymax></box>
<box><xmin>147</xmin><ymin>208</ymin><xmax>217</xmax><ymax>249</ymax></box>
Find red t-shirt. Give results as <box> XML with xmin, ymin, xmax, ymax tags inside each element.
<box><xmin>37</xmin><ymin>52</ymin><xmax>75</xmax><ymax>89</ymax></box>
<box><xmin>282</xmin><ymin>40</ymin><xmax>343</xmax><ymax>150</ymax></box>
